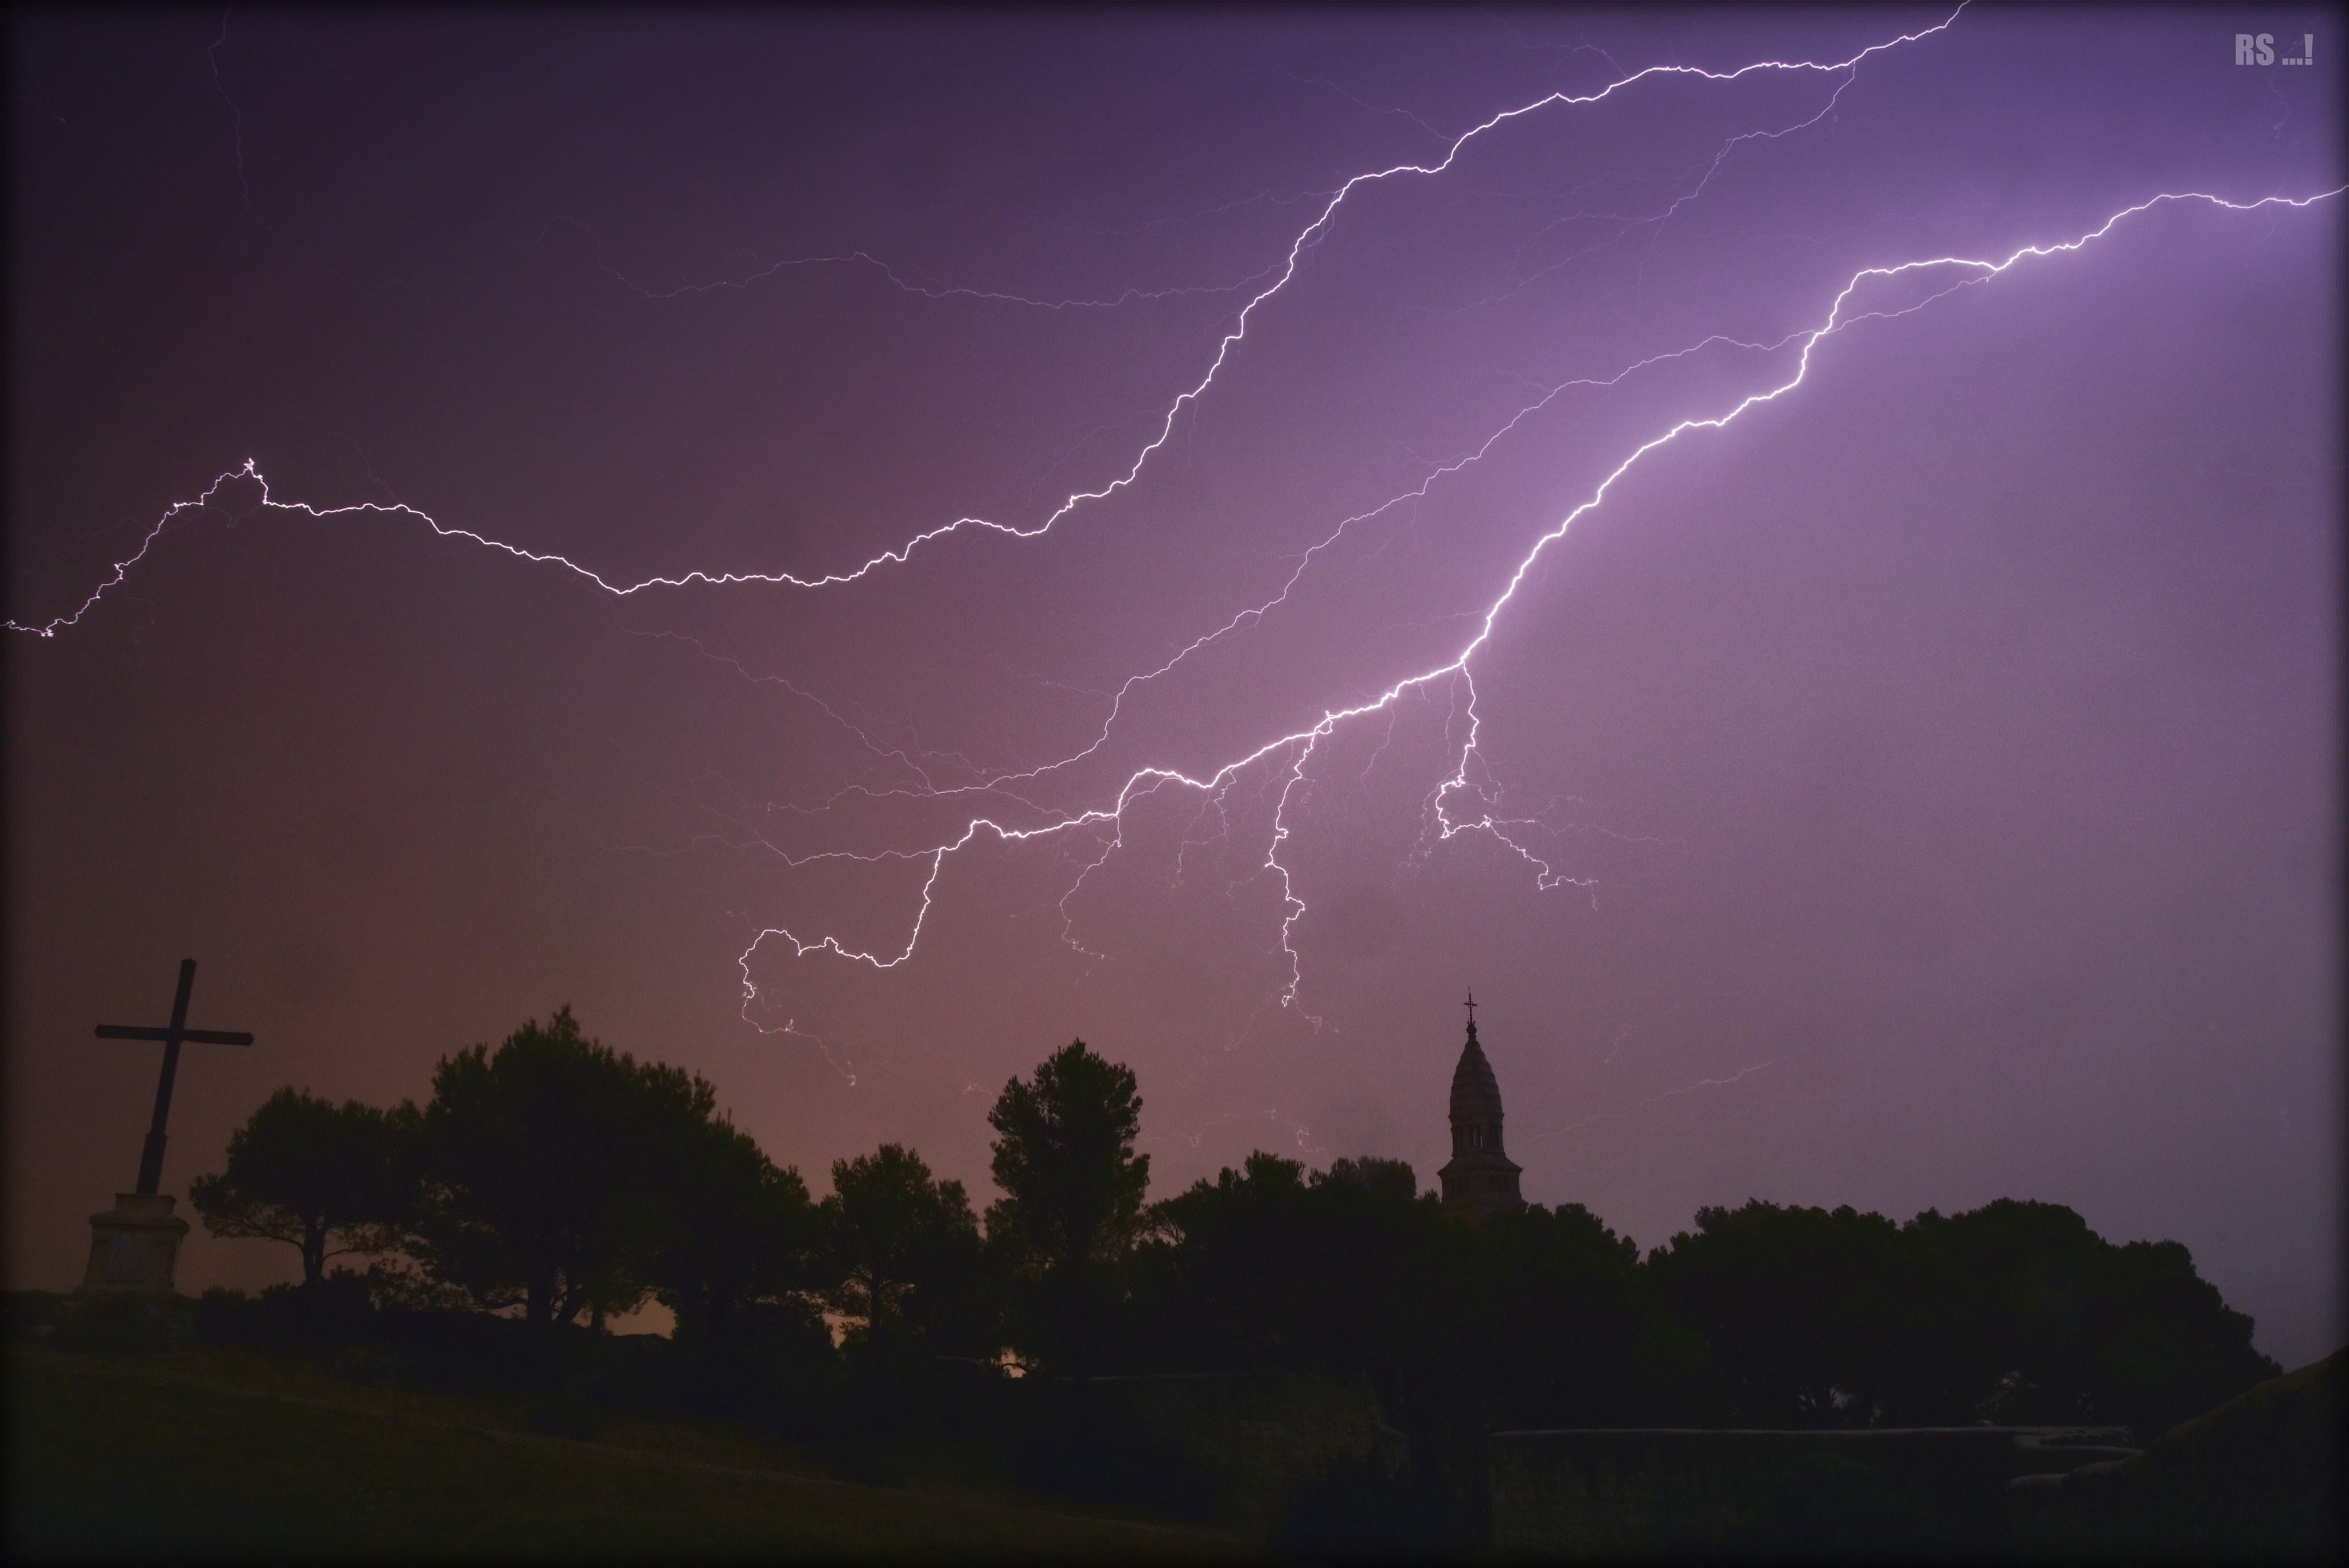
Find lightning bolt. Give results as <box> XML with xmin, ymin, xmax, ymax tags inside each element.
<box><xmin>729</xmin><ymin>182</ymin><xmax>2340</xmax><ymax>1024</ymax></box>
<box><xmin>13</xmin><ymin>6</ymin><xmax>2338</xmax><ymax>1046</ymax></box>
<box><xmin>11</xmin><ymin>10</ymin><xmax>1970</xmax><ymax>639</ymax></box>
<box><xmin>1527</xmin><ymin>1058</ymin><xmax>1781</xmax><ymax>1145</ymax></box>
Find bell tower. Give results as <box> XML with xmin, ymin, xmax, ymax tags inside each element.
<box><xmin>1438</xmin><ymin>990</ymin><xmax>1524</xmax><ymax>1219</ymax></box>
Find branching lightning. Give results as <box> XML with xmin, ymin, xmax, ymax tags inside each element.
<box><xmin>13</xmin><ymin>6</ymin><xmax>2339</xmax><ymax>1050</ymax></box>
<box><xmin>13</xmin><ymin>11</ymin><xmax>1970</xmax><ymax>640</ymax></box>
<box><xmin>587</xmin><ymin>178</ymin><xmax>2349</xmax><ymax>1032</ymax></box>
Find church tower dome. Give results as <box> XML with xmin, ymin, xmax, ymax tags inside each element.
<box><xmin>1438</xmin><ymin>992</ymin><xmax>1524</xmax><ymax>1219</ymax></box>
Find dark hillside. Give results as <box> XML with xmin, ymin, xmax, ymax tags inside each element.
<box><xmin>2017</xmin><ymin>1348</ymin><xmax>2343</xmax><ymax>1561</ymax></box>
<box><xmin>4</xmin><ymin>1342</ymin><xmax>1243</xmax><ymax>1560</ymax></box>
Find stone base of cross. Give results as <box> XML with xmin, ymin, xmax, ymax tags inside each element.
<box><xmin>79</xmin><ymin>1193</ymin><xmax>191</xmax><ymax>1295</ymax></box>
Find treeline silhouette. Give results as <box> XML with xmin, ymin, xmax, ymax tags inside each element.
<box><xmin>173</xmin><ymin>1008</ymin><xmax>2277</xmax><ymax>1536</ymax></box>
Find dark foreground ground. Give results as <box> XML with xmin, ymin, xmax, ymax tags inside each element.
<box><xmin>5</xmin><ymin>1343</ymin><xmax>1244</xmax><ymax>1560</ymax></box>
<box><xmin>2008</xmin><ymin>1348</ymin><xmax>2343</xmax><ymax>1562</ymax></box>
<box><xmin>9</xmin><ymin>1328</ymin><xmax>2338</xmax><ymax>1561</ymax></box>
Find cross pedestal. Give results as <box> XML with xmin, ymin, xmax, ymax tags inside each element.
<box><xmin>80</xmin><ymin>1192</ymin><xmax>190</xmax><ymax>1295</ymax></box>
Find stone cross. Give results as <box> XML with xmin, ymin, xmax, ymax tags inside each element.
<box><xmin>81</xmin><ymin>959</ymin><xmax>253</xmax><ymax>1296</ymax></box>
<box><xmin>96</xmin><ymin>958</ymin><xmax>253</xmax><ymax>1195</ymax></box>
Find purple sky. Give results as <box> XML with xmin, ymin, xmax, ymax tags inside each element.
<box><xmin>7</xmin><ymin>9</ymin><xmax>2340</xmax><ymax>1364</ymax></box>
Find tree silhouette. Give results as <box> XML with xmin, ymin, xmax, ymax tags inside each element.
<box><xmin>414</xmin><ymin>1007</ymin><xmax>719</xmax><ymax>1328</ymax></box>
<box><xmin>1890</xmin><ymin>1199</ymin><xmax>2280</xmax><ymax>1436</ymax></box>
<box><xmin>985</xmin><ymin>1040</ymin><xmax>1149</xmax><ymax>1374</ymax></box>
<box><xmin>1474</xmin><ymin>1200</ymin><xmax>1649</xmax><ymax>1427</ymax></box>
<box><xmin>1145</xmin><ymin>1152</ymin><xmax>1322</xmax><ymax>1371</ymax></box>
<box><xmin>181</xmin><ymin>1012</ymin><xmax>2288</xmax><ymax>1500</ymax></box>
<box><xmin>821</xmin><ymin>1143</ymin><xmax>987</xmax><ymax>1354</ymax></box>
<box><xmin>1646</xmin><ymin>1200</ymin><xmax>1906</xmax><ymax>1426</ymax></box>
<box><xmin>1646</xmin><ymin>1197</ymin><xmax>2284</xmax><ymax>1435</ymax></box>
<box><xmin>190</xmin><ymin>1088</ymin><xmax>416</xmax><ymax>1288</ymax></box>
<box><xmin>645</xmin><ymin>1117</ymin><xmax>822</xmax><ymax>1349</ymax></box>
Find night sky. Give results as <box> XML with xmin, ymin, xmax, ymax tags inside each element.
<box><xmin>7</xmin><ymin>9</ymin><xmax>2340</xmax><ymax>1362</ymax></box>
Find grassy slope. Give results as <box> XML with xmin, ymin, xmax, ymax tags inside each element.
<box><xmin>6</xmin><ymin>1344</ymin><xmax>1245</xmax><ymax>1559</ymax></box>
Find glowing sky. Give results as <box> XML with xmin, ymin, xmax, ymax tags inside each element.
<box><xmin>7</xmin><ymin>9</ymin><xmax>2339</xmax><ymax>1363</ymax></box>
